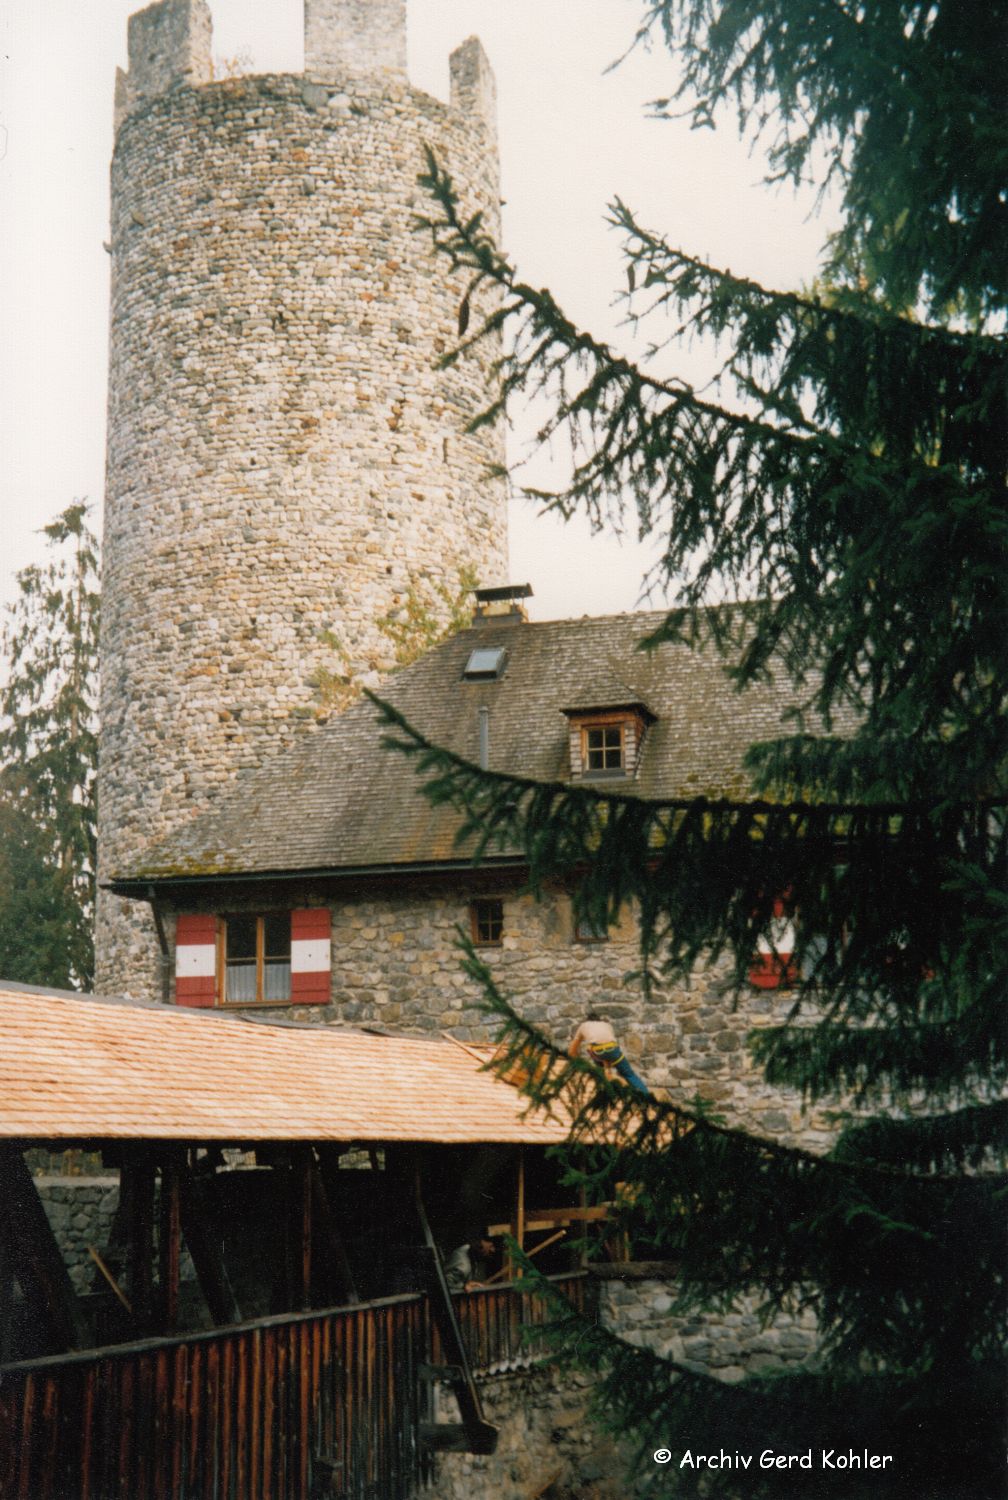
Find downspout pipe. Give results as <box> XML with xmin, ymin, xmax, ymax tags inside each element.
<box><xmin>478</xmin><ymin>707</ymin><xmax>490</xmax><ymax>771</ymax></box>
<box><xmin>147</xmin><ymin>884</ymin><xmax>171</xmax><ymax>1004</ymax></box>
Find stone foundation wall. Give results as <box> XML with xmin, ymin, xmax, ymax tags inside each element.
<box><xmin>427</xmin><ymin>1365</ymin><xmax>632</xmax><ymax>1500</ymax></box>
<box><xmin>36</xmin><ymin>1176</ymin><xmax>120</xmax><ymax>1295</ymax></box>
<box><xmin>596</xmin><ymin>1275</ymin><xmax>819</xmax><ymax>1383</ymax></box>
<box><xmin>428</xmin><ymin>1277</ymin><xmax>819</xmax><ymax>1499</ymax></box>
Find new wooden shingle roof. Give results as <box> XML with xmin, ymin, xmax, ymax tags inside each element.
<box><xmin>113</xmin><ymin>608</ymin><xmax>829</xmax><ymax>887</ymax></box>
<box><xmin>0</xmin><ymin>982</ymin><xmax>570</xmax><ymax>1145</ymax></box>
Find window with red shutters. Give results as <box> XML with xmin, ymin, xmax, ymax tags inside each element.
<box><xmin>290</xmin><ymin>907</ymin><xmax>331</xmax><ymax>1005</ymax></box>
<box><xmin>175</xmin><ymin>913</ymin><xmax>218</xmax><ymax>1007</ymax></box>
<box><xmin>748</xmin><ymin>896</ymin><xmax>798</xmax><ymax>990</ymax></box>
<box><xmin>174</xmin><ymin>908</ymin><xmax>331</xmax><ymax>1007</ymax></box>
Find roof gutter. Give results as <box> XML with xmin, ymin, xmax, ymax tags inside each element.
<box><xmin>105</xmin><ymin>853</ymin><xmax>530</xmax><ymax>899</ymax></box>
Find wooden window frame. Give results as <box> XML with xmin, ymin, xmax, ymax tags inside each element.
<box><xmin>579</xmin><ymin>720</ymin><xmax>627</xmax><ymax>774</ymax></box>
<box><xmin>217</xmin><ymin>912</ymin><xmax>293</xmax><ymax>1007</ymax></box>
<box><xmin>579</xmin><ymin>715</ymin><xmax>629</xmax><ymax>775</ymax></box>
<box><xmin>470</xmin><ymin>898</ymin><xmax>504</xmax><ymax>947</ymax></box>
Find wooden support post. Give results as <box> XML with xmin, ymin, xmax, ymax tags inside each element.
<box><xmin>516</xmin><ymin>1147</ymin><xmax>526</xmax><ymax>1253</ymax></box>
<box><xmin>0</xmin><ymin>1144</ymin><xmax>86</xmax><ymax>1352</ymax></box>
<box><xmin>0</xmin><ymin>1203</ymin><xmax>14</xmax><ymax>1363</ymax></box>
<box><xmin>309</xmin><ymin>1154</ymin><xmax>359</xmax><ymax>1304</ymax></box>
<box><xmin>177</xmin><ymin>1159</ymin><xmax>241</xmax><ymax>1326</ymax></box>
<box><xmin>506</xmin><ymin>1146</ymin><xmax>526</xmax><ymax>1282</ymax></box>
<box><xmin>157</xmin><ymin>1159</ymin><xmax>182</xmax><ymax>1332</ymax></box>
<box><xmin>123</xmin><ymin>1150</ymin><xmax>156</xmax><ymax>1332</ymax></box>
<box><xmin>287</xmin><ymin>1146</ymin><xmax>313</xmax><ymax>1312</ymax></box>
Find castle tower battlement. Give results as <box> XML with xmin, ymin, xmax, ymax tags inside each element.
<box><xmin>305</xmin><ymin>0</ymin><xmax>407</xmax><ymax>83</ymax></box>
<box><xmin>97</xmin><ymin>0</ymin><xmax>509</xmax><ymax>998</ymax></box>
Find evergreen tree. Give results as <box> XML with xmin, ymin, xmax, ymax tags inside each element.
<box><xmin>384</xmin><ymin>3</ymin><xmax>1007</xmax><ymax>1493</ymax></box>
<box><xmin>0</xmin><ymin>503</ymin><xmax>99</xmax><ymax>988</ymax></box>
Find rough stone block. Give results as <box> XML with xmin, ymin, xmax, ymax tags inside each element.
<box><xmin>127</xmin><ymin>0</ymin><xmax>212</xmax><ymax>110</ymax></box>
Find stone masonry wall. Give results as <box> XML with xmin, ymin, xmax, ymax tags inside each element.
<box><xmin>427</xmin><ymin>1279</ymin><xmax>818</xmax><ymax>1500</ymax></box>
<box><xmin>596</xmin><ymin>1276</ymin><xmax>819</xmax><ymax>1385</ymax></box>
<box><xmin>36</xmin><ymin>1177</ymin><xmax>120</xmax><ymax>1295</ymax></box>
<box><xmin>97</xmin><ymin>2</ymin><xmax>508</xmax><ymax>1001</ymax></box>
<box><xmin>305</xmin><ymin>0</ymin><xmax>408</xmax><ymax>80</ymax></box>
<box><xmin>160</xmin><ymin>882</ymin><xmax>835</xmax><ymax>1150</ymax></box>
<box><xmin>428</xmin><ymin>1364</ymin><xmax>633</xmax><ymax>1500</ymax></box>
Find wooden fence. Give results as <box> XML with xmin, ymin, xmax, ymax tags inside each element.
<box><xmin>0</xmin><ymin>1276</ymin><xmax>586</xmax><ymax>1500</ymax></box>
<box><xmin>433</xmin><ymin>1275</ymin><xmax>585</xmax><ymax>1372</ymax></box>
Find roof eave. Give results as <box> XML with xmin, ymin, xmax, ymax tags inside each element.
<box><xmin>105</xmin><ymin>852</ymin><xmax>530</xmax><ymax>899</ymax></box>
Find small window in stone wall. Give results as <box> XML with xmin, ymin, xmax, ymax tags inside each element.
<box><xmin>748</xmin><ymin>899</ymin><xmax>798</xmax><ymax>990</ymax></box>
<box><xmin>222</xmin><ymin>912</ymin><xmax>291</xmax><ymax>1004</ymax></box>
<box><xmin>574</xmin><ymin>909</ymin><xmax>609</xmax><ymax>943</ymax></box>
<box><xmin>471</xmin><ymin>898</ymin><xmax>504</xmax><ymax>946</ymax></box>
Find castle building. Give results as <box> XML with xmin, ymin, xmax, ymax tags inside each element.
<box><xmin>97</xmin><ymin>0</ymin><xmax>828</xmax><ymax>1152</ymax></box>
<box><xmin>107</xmin><ymin>597</ymin><xmax>828</xmax><ymax>1150</ymax></box>
<box><xmin>97</xmin><ymin>0</ymin><xmax>507</xmax><ymax>1001</ymax></box>
<box><xmin>0</xmin><ymin>7</ymin><xmax>832</xmax><ymax>1488</ymax></box>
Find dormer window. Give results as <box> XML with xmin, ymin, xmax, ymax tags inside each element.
<box><xmin>562</xmin><ymin>697</ymin><xmax>656</xmax><ymax>781</ymax></box>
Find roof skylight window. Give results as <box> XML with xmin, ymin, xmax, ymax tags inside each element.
<box><xmin>463</xmin><ymin>646</ymin><xmax>507</xmax><ymax>681</ymax></box>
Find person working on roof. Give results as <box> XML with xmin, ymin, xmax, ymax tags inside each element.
<box><xmin>569</xmin><ymin>1012</ymin><xmax>650</xmax><ymax>1095</ymax></box>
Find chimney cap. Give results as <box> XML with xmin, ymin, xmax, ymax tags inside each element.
<box><xmin>473</xmin><ymin>583</ymin><xmax>533</xmax><ymax>603</ymax></box>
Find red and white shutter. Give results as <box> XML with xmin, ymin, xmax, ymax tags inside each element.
<box><xmin>749</xmin><ymin>897</ymin><xmax>797</xmax><ymax>990</ymax></box>
<box><xmin>291</xmin><ymin>908</ymin><xmax>331</xmax><ymax>1005</ymax></box>
<box><xmin>175</xmin><ymin>914</ymin><xmax>217</xmax><ymax>1007</ymax></box>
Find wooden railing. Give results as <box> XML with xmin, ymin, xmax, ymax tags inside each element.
<box><xmin>435</xmin><ymin>1273</ymin><xmax>586</xmax><ymax>1373</ymax></box>
<box><xmin>0</xmin><ymin>1276</ymin><xmax>587</xmax><ymax>1500</ymax></box>
<box><xmin>0</xmin><ymin>1295</ymin><xmax>427</xmax><ymax>1500</ymax></box>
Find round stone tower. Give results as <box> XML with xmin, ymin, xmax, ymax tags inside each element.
<box><xmin>96</xmin><ymin>0</ymin><xmax>508</xmax><ymax>997</ymax></box>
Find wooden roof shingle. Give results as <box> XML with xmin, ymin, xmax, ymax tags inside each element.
<box><xmin>0</xmin><ymin>982</ymin><xmax>571</xmax><ymax>1145</ymax></box>
<box><xmin>114</xmin><ymin>609</ymin><xmax>836</xmax><ymax>888</ymax></box>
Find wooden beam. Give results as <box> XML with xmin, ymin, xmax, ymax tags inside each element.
<box><xmin>122</xmin><ymin>1151</ymin><xmax>156</xmax><ymax>1332</ymax></box>
<box><xmin>414</xmin><ymin>1166</ymin><xmax>498</xmax><ymax>1457</ymax></box>
<box><xmin>487</xmin><ymin>1203</ymin><xmax>613</xmax><ymax>1235</ymax></box>
<box><xmin>483</xmin><ymin>1230</ymin><xmax>565</xmax><ymax>1285</ymax></box>
<box><xmin>0</xmin><ymin>1143</ymin><xmax>86</xmax><ymax>1352</ymax></box>
<box><xmin>177</xmin><ymin>1160</ymin><xmax>241</xmax><ymax>1326</ymax></box>
<box><xmin>87</xmin><ymin>1245</ymin><xmax>132</xmax><ymax>1314</ymax></box>
<box><xmin>157</xmin><ymin>1160</ymin><xmax>181</xmax><ymax>1332</ymax></box>
<box><xmin>309</xmin><ymin>1155</ymin><xmax>359</xmax><ymax>1305</ymax></box>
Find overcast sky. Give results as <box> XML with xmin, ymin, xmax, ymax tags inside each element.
<box><xmin>0</xmin><ymin>1</ymin><xmax>838</xmax><ymax>622</ymax></box>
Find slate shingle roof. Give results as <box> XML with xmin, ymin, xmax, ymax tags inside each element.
<box><xmin>0</xmin><ymin>981</ymin><xmax>570</xmax><ymax>1144</ymax></box>
<box><xmin>114</xmin><ymin>608</ymin><xmax>826</xmax><ymax>886</ymax></box>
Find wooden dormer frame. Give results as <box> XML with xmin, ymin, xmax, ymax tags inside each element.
<box><xmin>562</xmin><ymin>701</ymin><xmax>657</xmax><ymax>780</ymax></box>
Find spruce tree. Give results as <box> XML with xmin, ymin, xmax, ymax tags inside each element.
<box><xmin>385</xmin><ymin>3</ymin><xmax>1007</xmax><ymax>1494</ymax></box>
<box><xmin>0</xmin><ymin>503</ymin><xmax>99</xmax><ymax>988</ymax></box>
